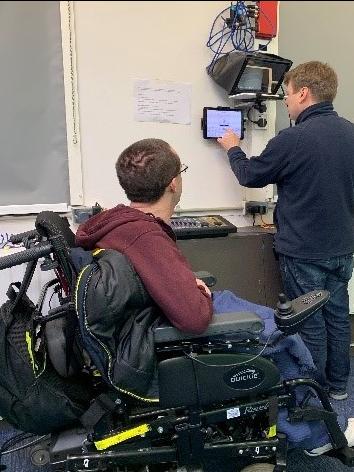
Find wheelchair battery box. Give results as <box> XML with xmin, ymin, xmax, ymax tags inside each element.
<box><xmin>158</xmin><ymin>353</ymin><xmax>280</xmax><ymax>408</ymax></box>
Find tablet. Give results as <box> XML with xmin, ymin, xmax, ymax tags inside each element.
<box><xmin>203</xmin><ymin>107</ymin><xmax>244</xmax><ymax>139</ymax></box>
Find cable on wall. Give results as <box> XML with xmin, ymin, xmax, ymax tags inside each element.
<box><xmin>206</xmin><ymin>1</ymin><xmax>275</xmax><ymax>73</ymax></box>
<box><xmin>67</xmin><ymin>1</ymin><xmax>78</xmax><ymax>145</ymax></box>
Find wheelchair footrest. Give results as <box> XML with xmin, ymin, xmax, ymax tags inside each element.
<box><xmin>329</xmin><ymin>446</ymin><xmax>354</xmax><ymax>467</ymax></box>
<box><xmin>289</xmin><ymin>406</ymin><xmax>348</xmax><ymax>450</ymax></box>
<box><xmin>289</xmin><ymin>406</ymin><xmax>337</xmax><ymax>423</ymax></box>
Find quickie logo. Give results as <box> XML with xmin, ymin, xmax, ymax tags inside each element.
<box><xmin>224</xmin><ymin>366</ymin><xmax>264</xmax><ymax>390</ymax></box>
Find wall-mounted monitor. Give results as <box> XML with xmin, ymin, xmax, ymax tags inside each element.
<box><xmin>202</xmin><ymin>107</ymin><xmax>244</xmax><ymax>139</ymax></box>
<box><xmin>207</xmin><ymin>51</ymin><xmax>292</xmax><ymax>99</ymax></box>
<box><xmin>237</xmin><ymin>65</ymin><xmax>272</xmax><ymax>94</ymax></box>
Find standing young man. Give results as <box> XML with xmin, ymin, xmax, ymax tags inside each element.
<box><xmin>217</xmin><ymin>61</ymin><xmax>354</xmax><ymax>400</ymax></box>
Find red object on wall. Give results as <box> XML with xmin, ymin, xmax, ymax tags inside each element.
<box><xmin>256</xmin><ymin>1</ymin><xmax>278</xmax><ymax>39</ymax></box>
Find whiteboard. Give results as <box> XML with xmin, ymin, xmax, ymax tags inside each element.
<box><xmin>0</xmin><ymin>1</ymin><xmax>69</xmax><ymax>210</ymax></box>
<box><xmin>74</xmin><ymin>1</ymin><xmax>277</xmax><ymax>211</ymax></box>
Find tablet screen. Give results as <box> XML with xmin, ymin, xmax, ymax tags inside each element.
<box><xmin>203</xmin><ymin>108</ymin><xmax>243</xmax><ymax>139</ymax></box>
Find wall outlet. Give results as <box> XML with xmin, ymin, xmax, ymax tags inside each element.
<box><xmin>252</xmin><ymin>111</ymin><xmax>268</xmax><ymax>130</ymax></box>
<box><xmin>245</xmin><ymin>201</ymin><xmax>268</xmax><ymax>215</ymax></box>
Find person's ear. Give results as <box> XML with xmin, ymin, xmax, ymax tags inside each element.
<box><xmin>299</xmin><ymin>86</ymin><xmax>309</xmax><ymax>103</ymax></box>
<box><xmin>169</xmin><ymin>177</ymin><xmax>178</xmax><ymax>193</ymax></box>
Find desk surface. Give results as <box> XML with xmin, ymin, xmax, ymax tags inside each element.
<box><xmin>237</xmin><ymin>225</ymin><xmax>276</xmax><ymax>234</ymax></box>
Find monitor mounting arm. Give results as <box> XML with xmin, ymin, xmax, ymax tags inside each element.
<box><xmin>253</xmin><ymin>94</ymin><xmax>267</xmax><ymax>113</ymax></box>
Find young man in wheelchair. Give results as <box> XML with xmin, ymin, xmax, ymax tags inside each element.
<box><xmin>0</xmin><ymin>138</ymin><xmax>353</xmax><ymax>471</ymax></box>
<box><xmin>76</xmin><ymin>138</ymin><xmax>213</xmax><ymax>336</ymax></box>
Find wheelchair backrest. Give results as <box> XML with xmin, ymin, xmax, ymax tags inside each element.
<box><xmin>35</xmin><ymin>210</ymin><xmax>76</xmax><ymax>247</ymax></box>
<box><xmin>35</xmin><ymin>210</ymin><xmax>77</xmax><ymax>291</ymax></box>
<box><xmin>31</xmin><ymin>213</ymin><xmax>160</xmax><ymax>400</ymax></box>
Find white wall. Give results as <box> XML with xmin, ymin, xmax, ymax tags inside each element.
<box><xmin>72</xmin><ymin>1</ymin><xmax>277</xmax><ymax>211</ymax></box>
<box><xmin>0</xmin><ymin>1</ymin><xmax>279</xmax><ymax>304</ymax></box>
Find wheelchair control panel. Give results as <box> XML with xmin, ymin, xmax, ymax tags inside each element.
<box><xmin>275</xmin><ymin>290</ymin><xmax>330</xmax><ymax>335</ymax></box>
<box><xmin>170</xmin><ymin>214</ymin><xmax>237</xmax><ymax>239</ymax></box>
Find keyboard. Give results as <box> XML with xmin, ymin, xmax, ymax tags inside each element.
<box><xmin>170</xmin><ymin>215</ymin><xmax>237</xmax><ymax>239</ymax></box>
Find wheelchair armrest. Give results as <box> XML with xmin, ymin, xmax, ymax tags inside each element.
<box><xmin>154</xmin><ymin>311</ymin><xmax>264</xmax><ymax>344</ymax></box>
<box><xmin>275</xmin><ymin>290</ymin><xmax>330</xmax><ymax>335</ymax></box>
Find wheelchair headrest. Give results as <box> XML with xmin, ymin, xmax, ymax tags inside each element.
<box><xmin>35</xmin><ymin>211</ymin><xmax>77</xmax><ymax>289</ymax></box>
<box><xmin>35</xmin><ymin>211</ymin><xmax>76</xmax><ymax>248</ymax></box>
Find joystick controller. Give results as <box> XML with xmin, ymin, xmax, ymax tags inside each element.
<box><xmin>274</xmin><ymin>290</ymin><xmax>330</xmax><ymax>335</ymax></box>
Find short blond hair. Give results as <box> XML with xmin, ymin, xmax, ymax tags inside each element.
<box><xmin>284</xmin><ymin>61</ymin><xmax>338</xmax><ymax>103</ymax></box>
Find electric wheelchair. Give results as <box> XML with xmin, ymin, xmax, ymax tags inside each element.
<box><xmin>0</xmin><ymin>211</ymin><xmax>353</xmax><ymax>472</ymax></box>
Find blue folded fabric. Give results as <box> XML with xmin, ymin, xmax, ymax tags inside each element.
<box><xmin>212</xmin><ymin>290</ymin><xmax>332</xmax><ymax>449</ymax></box>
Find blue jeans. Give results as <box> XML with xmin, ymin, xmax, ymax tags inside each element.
<box><xmin>279</xmin><ymin>254</ymin><xmax>354</xmax><ymax>392</ymax></box>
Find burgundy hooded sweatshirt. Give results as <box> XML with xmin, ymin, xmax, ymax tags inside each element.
<box><xmin>75</xmin><ymin>205</ymin><xmax>213</xmax><ymax>334</ymax></box>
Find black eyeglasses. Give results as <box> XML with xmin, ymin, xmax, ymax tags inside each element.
<box><xmin>177</xmin><ymin>164</ymin><xmax>188</xmax><ymax>175</ymax></box>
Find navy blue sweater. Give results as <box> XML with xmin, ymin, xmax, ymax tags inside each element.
<box><xmin>228</xmin><ymin>102</ymin><xmax>354</xmax><ymax>259</ymax></box>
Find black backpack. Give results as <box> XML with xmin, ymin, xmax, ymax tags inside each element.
<box><xmin>0</xmin><ymin>281</ymin><xmax>95</xmax><ymax>435</ymax></box>
<box><xmin>0</xmin><ymin>211</ymin><xmax>162</xmax><ymax>435</ymax></box>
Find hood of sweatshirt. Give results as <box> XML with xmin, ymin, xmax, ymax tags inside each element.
<box><xmin>75</xmin><ymin>204</ymin><xmax>175</xmax><ymax>249</ymax></box>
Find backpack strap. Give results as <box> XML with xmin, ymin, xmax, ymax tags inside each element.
<box><xmin>6</xmin><ymin>282</ymin><xmax>22</xmax><ymax>302</ymax></box>
<box><xmin>80</xmin><ymin>393</ymin><xmax>119</xmax><ymax>431</ymax></box>
<box><xmin>7</xmin><ymin>259</ymin><xmax>37</xmax><ymax>314</ymax></box>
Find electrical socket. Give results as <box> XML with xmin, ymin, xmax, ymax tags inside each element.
<box><xmin>253</xmin><ymin>111</ymin><xmax>268</xmax><ymax>129</ymax></box>
<box><xmin>245</xmin><ymin>201</ymin><xmax>268</xmax><ymax>215</ymax></box>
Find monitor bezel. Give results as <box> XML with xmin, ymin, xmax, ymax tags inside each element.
<box><xmin>231</xmin><ymin>55</ymin><xmax>291</xmax><ymax>96</ymax></box>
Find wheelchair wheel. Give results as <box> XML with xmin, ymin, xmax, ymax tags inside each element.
<box><xmin>30</xmin><ymin>443</ymin><xmax>50</xmax><ymax>466</ymax></box>
<box><xmin>240</xmin><ymin>463</ymin><xmax>274</xmax><ymax>472</ymax></box>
